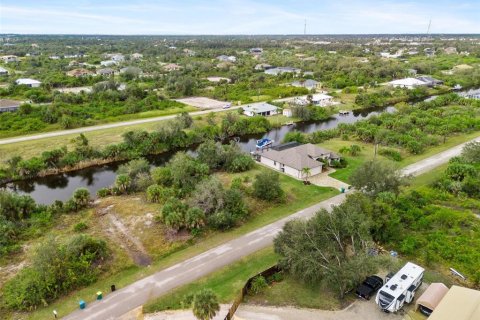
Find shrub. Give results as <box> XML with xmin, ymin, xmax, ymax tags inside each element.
<box><xmin>378</xmin><ymin>148</ymin><xmax>402</xmax><ymax>161</ymax></box>
<box><xmin>2</xmin><ymin>235</ymin><xmax>108</xmax><ymax>310</ymax></box>
<box><xmin>96</xmin><ymin>187</ymin><xmax>111</xmax><ymax>198</ymax></box>
<box><xmin>146</xmin><ymin>184</ymin><xmax>174</xmax><ymax>203</ymax></box>
<box><xmin>73</xmin><ymin>221</ymin><xmax>88</xmax><ymax>232</ymax></box>
<box><xmin>151</xmin><ymin>166</ymin><xmax>173</xmax><ymax>186</ymax></box>
<box><xmin>249</xmin><ymin>276</ymin><xmax>268</xmax><ymax>295</ymax></box>
<box><xmin>226</xmin><ymin>154</ymin><xmax>254</xmax><ymax>172</ymax></box>
<box><xmin>253</xmin><ymin>171</ymin><xmax>284</xmax><ymax>201</ymax></box>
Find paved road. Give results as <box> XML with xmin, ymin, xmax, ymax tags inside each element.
<box><xmin>63</xmin><ymin>136</ymin><xmax>479</xmax><ymax>320</ymax></box>
<box><xmin>0</xmin><ymin>99</ymin><xmax>278</xmax><ymax>146</ymax></box>
<box><xmin>401</xmin><ymin>136</ymin><xmax>480</xmax><ymax>176</ymax></box>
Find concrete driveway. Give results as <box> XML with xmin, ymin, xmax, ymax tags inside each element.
<box><xmin>234</xmin><ymin>301</ymin><xmax>404</xmax><ymax>320</ymax></box>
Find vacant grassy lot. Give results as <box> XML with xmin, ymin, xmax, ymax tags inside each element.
<box><xmin>320</xmin><ymin>131</ymin><xmax>480</xmax><ymax>183</ymax></box>
<box><xmin>144</xmin><ymin>248</ymin><xmax>278</xmax><ymax>313</ymax></box>
<box><xmin>244</xmin><ymin>274</ymin><xmax>350</xmax><ymax>310</ymax></box>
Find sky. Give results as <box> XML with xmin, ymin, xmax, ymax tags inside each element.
<box><xmin>1</xmin><ymin>0</ymin><xmax>479</xmax><ymax>35</ymax></box>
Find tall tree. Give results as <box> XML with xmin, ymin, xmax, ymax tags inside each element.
<box><xmin>274</xmin><ymin>193</ymin><xmax>377</xmax><ymax>298</ymax></box>
<box><xmin>350</xmin><ymin>160</ymin><xmax>408</xmax><ymax>196</ymax></box>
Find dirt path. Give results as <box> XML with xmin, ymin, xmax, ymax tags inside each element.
<box><xmin>100</xmin><ymin>205</ymin><xmax>152</xmax><ymax>266</ymax></box>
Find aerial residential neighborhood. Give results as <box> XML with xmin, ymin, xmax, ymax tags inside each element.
<box><xmin>0</xmin><ymin>1</ymin><xmax>479</xmax><ymax>320</ymax></box>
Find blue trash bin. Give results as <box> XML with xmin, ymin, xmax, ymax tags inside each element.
<box><xmin>79</xmin><ymin>300</ymin><xmax>86</xmax><ymax>309</ymax></box>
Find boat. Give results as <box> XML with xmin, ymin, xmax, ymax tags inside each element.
<box><xmin>453</xmin><ymin>84</ymin><xmax>463</xmax><ymax>91</ymax></box>
<box><xmin>256</xmin><ymin>138</ymin><xmax>273</xmax><ymax>149</ymax></box>
<box><xmin>285</xmin><ymin>121</ymin><xmax>294</xmax><ymax>126</ymax></box>
<box><xmin>339</xmin><ymin>110</ymin><xmax>350</xmax><ymax>115</ymax></box>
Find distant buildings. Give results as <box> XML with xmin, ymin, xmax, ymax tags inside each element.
<box><xmin>1</xmin><ymin>55</ymin><xmax>18</xmax><ymax>63</ymax></box>
<box><xmin>264</xmin><ymin>67</ymin><xmax>301</xmax><ymax>76</ymax></box>
<box><xmin>97</xmin><ymin>68</ymin><xmax>115</xmax><ymax>76</ymax></box>
<box><xmin>250</xmin><ymin>48</ymin><xmax>263</xmax><ymax>54</ymax></box>
<box><xmin>15</xmin><ymin>78</ymin><xmax>41</xmax><ymax>88</ymax></box>
<box><xmin>254</xmin><ymin>63</ymin><xmax>273</xmax><ymax>71</ymax></box>
<box><xmin>216</xmin><ymin>55</ymin><xmax>237</xmax><ymax>63</ymax></box>
<box><xmin>291</xmin><ymin>79</ymin><xmax>319</xmax><ymax>91</ymax></box>
<box><xmin>293</xmin><ymin>93</ymin><xmax>334</xmax><ymax>107</ymax></box>
<box><xmin>105</xmin><ymin>53</ymin><xmax>125</xmax><ymax>62</ymax></box>
<box><xmin>163</xmin><ymin>63</ymin><xmax>182</xmax><ymax>72</ymax></box>
<box><xmin>0</xmin><ymin>99</ymin><xmax>22</xmax><ymax>113</ymax></box>
<box><xmin>100</xmin><ymin>60</ymin><xmax>118</xmax><ymax>67</ymax></box>
<box><xmin>243</xmin><ymin>103</ymin><xmax>279</xmax><ymax>117</ymax></box>
<box><xmin>131</xmin><ymin>53</ymin><xmax>143</xmax><ymax>60</ymax></box>
<box><xmin>388</xmin><ymin>77</ymin><xmax>443</xmax><ymax>89</ymax></box>
<box><xmin>443</xmin><ymin>47</ymin><xmax>458</xmax><ymax>55</ymax></box>
<box><xmin>66</xmin><ymin>68</ymin><xmax>95</xmax><ymax>77</ymax></box>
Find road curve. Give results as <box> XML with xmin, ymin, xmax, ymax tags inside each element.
<box><xmin>63</xmin><ymin>136</ymin><xmax>479</xmax><ymax>320</ymax></box>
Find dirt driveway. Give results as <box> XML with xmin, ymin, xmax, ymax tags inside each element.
<box><xmin>234</xmin><ymin>300</ymin><xmax>405</xmax><ymax>320</ymax></box>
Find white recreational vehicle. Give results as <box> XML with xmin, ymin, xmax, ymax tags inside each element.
<box><xmin>375</xmin><ymin>262</ymin><xmax>425</xmax><ymax>313</ymax></box>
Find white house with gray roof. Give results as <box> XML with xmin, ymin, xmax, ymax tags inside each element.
<box><xmin>257</xmin><ymin>142</ymin><xmax>340</xmax><ymax>179</ymax></box>
<box><xmin>243</xmin><ymin>103</ymin><xmax>279</xmax><ymax>117</ymax></box>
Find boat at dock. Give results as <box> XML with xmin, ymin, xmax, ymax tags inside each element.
<box><xmin>256</xmin><ymin>138</ymin><xmax>273</xmax><ymax>149</ymax></box>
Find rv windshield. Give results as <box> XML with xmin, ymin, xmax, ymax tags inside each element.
<box><xmin>378</xmin><ymin>291</ymin><xmax>394</xmax><ymax>309</ymax></box>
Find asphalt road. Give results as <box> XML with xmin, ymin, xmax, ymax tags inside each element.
<box><xmin>0</xmin><ymin>100</ymin><xmax>271</xmax><ymax>146</ymax></box>
<box><xmin>63</xmin><ymin>136</ymin><xmax>479</xmax><ymax>320</ymax></box>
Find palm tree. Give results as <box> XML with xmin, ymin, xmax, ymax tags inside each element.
<box><xmin>301</xmin><ymin>167</ymin><xmax>311</xmax><ymax>183</ymax></box>
<box><xmin>192</xmin><ymin>289</ymin><xmax>220</xmax><ymax>320</ymax></box>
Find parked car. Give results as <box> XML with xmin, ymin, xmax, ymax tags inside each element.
<box><xmin>223</xmin><ymin>103</ymin><xmax>232</xmax><ymax>109</ymax></box>
<box><xmin>356</xmin><ymin>275</ymin><xmax>383</xmax><ymax>300</ymax></box>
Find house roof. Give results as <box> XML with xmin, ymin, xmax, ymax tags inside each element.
<box><xmin>16</xmin><ymin>78</ymin><xmax>41</xmax><ymax>85</ymax></box>
<box><xmin>243</xmin><ymin>103</ymin><xmax>278</xmax><ymax>114</ymax></box>
<box><xmin>416</xmin><ymin>283</ymin><xmax>449</xmax><ymax>312</ymax></box>
<box><xmin>429</xmin><ymin>286</ymin><xmax>480</xmax><ymax>320</ymax></box>
<box><xmin>261</xmin><ymin>143</ymin><xmax>338</xmax><ymax>171</ymax></box>
<box><xmin>416</xmin><ymin>76</ymin><xmax>443</xmax><ymax>84</ymax></box>
<box><xmin>0</xmin><ymin>99</ymin><xmax>22</xmax><ymax>109</ymax></box>
<box><xmin>311</xmin><ymin>93</ymin><xmax>333</xmax><ymax>101</ymax></box>
<box><xmin>389</xmin><ymin>78</ymin><xmax>427</xmax><ymax>86</ymax></box>
<box><xmin>97</xmin><ymin>68</ymin><xmax>115</xmax><ymax>75</ymax></box>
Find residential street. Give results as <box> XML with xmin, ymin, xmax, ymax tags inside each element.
<box><xmin>62</xmin><ymin>135</ymin><xmax>480</xmax><ymax>320</ymax></box>
<box><xmin>0</xmin><ymin>99</ymin><xmax>281</xmax><ymax>145</ymax></box>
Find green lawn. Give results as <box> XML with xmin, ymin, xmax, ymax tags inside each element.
<box><xmin>320</xmin><ymin>131</ymin><xmax>480</xmax><ymax>184</ymax></box>
<box><xmin>244</xmin><ymin>274</ymin><xmax>350</xmax><ymax>310</ymax></box>
<box><xmin>144</xmin><ymin>248</ymin><xmax>279</xmax><ymax>313</ymax></box>
<box><xmin>20</xmin><ymin>166</ymin><xmax>338</xmax><ymax>320</ymax></box>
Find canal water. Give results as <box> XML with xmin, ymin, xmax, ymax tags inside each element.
<box><xmin>5</xmin><ymin>106</ymin><xmax>396</xmax><ymax>204</ymax></box>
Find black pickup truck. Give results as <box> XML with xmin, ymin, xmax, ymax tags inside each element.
<box><xmin>355</xmin><ymin>275</ymin><xmax>384</xmax><ymax>300</ymax></box>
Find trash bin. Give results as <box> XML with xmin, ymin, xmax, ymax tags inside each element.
<box><xmin>111</xmin><ymin>284</ymin><xmax>116</xmax><ymax>292</ymax></box>
<box><xmin>96</xmin><ymin>291</ymin><xmax>103</xmax><ymax>300</ymax></box>
<box><xmin>79</xmin><ymin>300</ymin><xmax>86</xmax><ymax>309</ymax></box>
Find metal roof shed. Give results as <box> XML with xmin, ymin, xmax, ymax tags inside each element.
<box><xmin>415</xmin><ymin>283</ymin><xmax>449</xmax><ymax>314</ymax></box>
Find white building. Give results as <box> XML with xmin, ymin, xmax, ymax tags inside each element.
<box><xmin>283</xmin><ymin>109</ymin><xmax>292</xmax><ymax>117</ymax></box>
<box><xmin>311</xmin><ymin>93</ymin><xmax>334</xmax><ymax>106</ymax></box>
<box><xmin>243</xmin><ymin>103</ymin><xmax>279</xmax><ymax>117</ymax></box>
<box><xmin>257</xmin><ymin>142</ymin><xmax>340</xmax><ymax>180</ymax></box>
<box><xmin>100</xmin><ymin>60</ymin><xmax>118</xmax><ymax>67</ymax></box>
<box><xmin>1</xmin><ymin>55</ymin><xmax>18</xmax><ymax>63</ymax></box>
<box><xmin>15</xmin><ymin>78</ymin><xmax>41</xmax><ymax>88</ymax></box>
<box><xmin>265</xmin><ymin>67</ymin><xmax>301</xmax><ymax>76</ymax></box>
<box><xmin>0</xmin><ymin>67</ymin><xmax>9</xmax><ymax>75</ymax></box>
<box><xmin>216</xmin><ymin>55</ymin><xmax>237</xmax><ymax>63</ymax></box>
<box><xmin>388</xmin><ymin>78</ymin><xmax>429</xmax><ymax>89</ymax></box>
